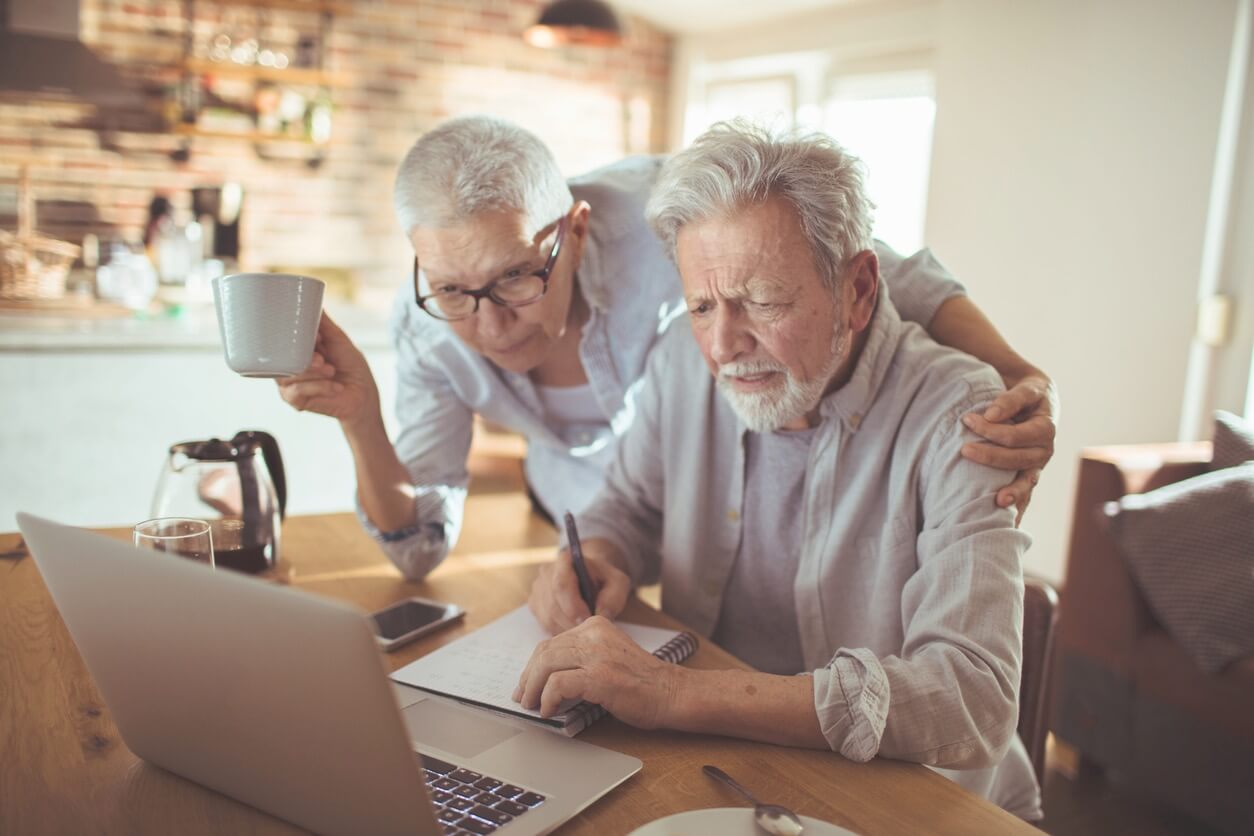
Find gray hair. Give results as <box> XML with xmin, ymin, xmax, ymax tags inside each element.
<box><xmin>393</xmin><ymin>115</ymin><xmax>572</xmax><ymax>236</ymax></box>
<box><xmin>645</xmin><ymin>120</ymin><xmax>874</xmax><ymax>292</ymax></box>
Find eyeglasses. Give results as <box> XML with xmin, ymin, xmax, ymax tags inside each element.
<box><xmin>413</xmin><ymin>216</ymin><xmax>568</xmax><ymax>321</ymax></box>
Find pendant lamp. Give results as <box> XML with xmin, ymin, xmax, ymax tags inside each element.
<box><xmin>524</xmin><ymin>0</ymin><xmax>624</xmax><ymax>48</ymax></box>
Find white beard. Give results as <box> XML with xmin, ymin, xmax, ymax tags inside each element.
<box><xmin>716</xmin><ymin>324</ymin><xmax>851</xmax><ymax>433</ymax></box>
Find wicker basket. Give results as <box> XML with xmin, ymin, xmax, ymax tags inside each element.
<box><xmin>0</xmin><ymin>166</ymin><xmax>80</xmax><ymax>301</ymax></box>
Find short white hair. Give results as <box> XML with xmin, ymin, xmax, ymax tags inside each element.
<box><xmin>393</xmin><ymin>115</ymin><xmax>572</xmax><ymax>236</ymax></box>
<box><xmin>645</xmin><ymin>120</ymin><xmax>874</xmax><ymax>292</ymax></box>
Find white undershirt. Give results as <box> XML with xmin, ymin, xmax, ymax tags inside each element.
<box><xmin>534</xmin><ymin>382</ymin><xmax>605</xmax><ymax>426</ymax></box>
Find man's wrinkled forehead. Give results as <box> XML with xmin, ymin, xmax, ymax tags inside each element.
<box><xmin>676</xmin><ymin>217</ymin><xmax>794</xmax><ymax>292</ymax></box>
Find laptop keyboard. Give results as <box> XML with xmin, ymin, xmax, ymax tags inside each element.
<box><xmin>420</xmin><ymin>753</ymin><xmax>546</xmax><ymax>835</ymax></box>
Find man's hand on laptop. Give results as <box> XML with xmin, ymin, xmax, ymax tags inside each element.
<box><xmin>512</xmin><ymin>616</ymin><xmax>678</xmax><ymax>729</ymax></box>
<box><xmin>960</xmin><ymin>369</ymin><xmax>1059</xmax><ymax>525</ymax></box>
<box><xmin>528</xmin><ymin>540</ymin><xmax>631</xmax><ymax>633</ymax></box>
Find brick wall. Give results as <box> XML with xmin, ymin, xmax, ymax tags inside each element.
<box><xmin>0</xmin><ymin>0</ymin><xmax>672</xmax><ymax>305</ymax></box>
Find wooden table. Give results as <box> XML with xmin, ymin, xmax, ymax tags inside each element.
<box><xmin>0</xmin><ymin>498</ymin><xmax>1035</xmax><ymax>835</ymax></box>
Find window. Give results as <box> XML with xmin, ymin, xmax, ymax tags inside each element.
<box><xmin>824</xmin><ymin>71</ymin><xmax>936</xmax><ymax>255</ymax></box>
<box><xmin>683</xmin><ymin>54</ymin><xmax>937</xmax><ymax>257</ymax></box>
<box><xmin>702</xmin><ymin>75</ymin><xmax>796</xmax><ymax>132</ymax></box>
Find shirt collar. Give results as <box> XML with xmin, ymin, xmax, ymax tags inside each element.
<box><xmin>573</xmin><ymin>224</ymin><xmax>612</xmax><ymax>313</ymax></box>
<box><xmin>817</xmin><ymin>289</ymin><xmax>905</xmax><ymax>432</ymax></box>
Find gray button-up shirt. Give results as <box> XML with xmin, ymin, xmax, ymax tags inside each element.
<box><xmin>360</xmin><ymin>156</ymin><xmax>967</xmax><ymax>583</ymax></box>
<box><xmin>576</xmin><ymin>294</ymin><xmax>1041</xmax><ymax>819</ymax></box>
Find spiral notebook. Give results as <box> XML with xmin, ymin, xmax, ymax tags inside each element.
<box><xmin>390</xmin><ymin>605</ymin><xmax>698</xmax><ymax>737</ymax></box>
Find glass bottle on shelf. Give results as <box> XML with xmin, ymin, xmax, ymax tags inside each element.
<box><xmin>306</xmin><ymin>93</ymin><xmax>333</xmax><ymax>145</ymax></box>
<box><xmin>296</xmin><ymin>34</ymin><xmax>319</xmax><ymax>69</ymax></box>
<box><xmin>178</xmin><ymin>74</ymin><xmax>201</xmax><ymax>124</ymax></box>
<box><xmin>162</xmin><ymin>84</ymin><xmax>181</xmax><ymax>127</ymax></box>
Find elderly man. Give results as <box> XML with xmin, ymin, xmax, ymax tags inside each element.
<box><xmin>278</xmin><ymin>115</ymin><xmax>1057</xmax><ymax>582</ymax></box>
<box><xmin>515</xmin><ymin>122</ymin><xmax>1041</xmax><ymax>819</ymax></box>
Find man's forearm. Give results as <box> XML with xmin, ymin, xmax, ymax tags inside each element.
<box><xmin>929</xmin><ymin>296</ymin><xmax>1041</xmax><ymax>383</ymax></box>
<box><xmin>665</xmin><ymin>666</ymin><xmax>828</xmax><ymax>749</ymax></box>
<box><xmin>342</xmin><ymin>415</ymin><xmax>419</xmax><ymax>533</ymax></box>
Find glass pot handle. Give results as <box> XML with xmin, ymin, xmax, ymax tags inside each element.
<box><xmin>234</xmin><ymin>430</ymin><xmax>287</xmax><ymax>519</ymax></box>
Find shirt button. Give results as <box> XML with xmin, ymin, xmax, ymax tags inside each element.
<box><xmin>704</xmin><ymin>581</ymin><xmax>721</xmax><ymax>597</ymax></box>
<box><xmin>727</xmin><ymin>509</ymin><xmax>740</xmax><ymax>522</ymax></box>
<box><xmin>849</xmin><ymin>413</ymin><xmax>862</xmax><ymax>429</ymax></box>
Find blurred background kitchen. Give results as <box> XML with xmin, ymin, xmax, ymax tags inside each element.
<box><xmin>2</xmin><ymin>2</ymin><xmax>1253</xmax><ymax>831</ymax></box>
<box><xmin>0</xmin><ymin>0</ymin><xmax>671</xmax><ymax>535</ymax></box>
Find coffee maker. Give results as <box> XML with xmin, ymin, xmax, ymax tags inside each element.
<box><xmin>151</xmin><ymin>430</ymin><xmax>286</xmax><ymax>573</ymax></box>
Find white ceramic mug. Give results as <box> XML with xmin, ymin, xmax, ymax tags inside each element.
<box><xmin>212</xmin><ymin>273</ymin><xmax>325</xmax><ymax>378</ymax></box>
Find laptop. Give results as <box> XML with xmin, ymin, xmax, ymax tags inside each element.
<box><xmin>17</xmin><ymin>513</ymin><xmax>641</xmax><ymax>836</ymax></box>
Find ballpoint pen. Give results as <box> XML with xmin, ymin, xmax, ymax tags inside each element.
<box><xmin>563</xmin><ymin>511</ymin><xmax>597</xmax><ymax>615</ymax></box>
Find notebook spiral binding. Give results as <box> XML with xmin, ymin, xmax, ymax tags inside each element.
<box><xmin>652</xmin><ymin>631</ymin><xmax>698</xmax><ymax>665</ymax></box>
<box><xmin>561</xmin><ymin>632</ymin><xmax>699</xmax><ymax>736</ymax></box>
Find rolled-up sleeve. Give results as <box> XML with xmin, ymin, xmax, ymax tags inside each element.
<box><xmin>355</xmin><ymin>484</ymin><xmax>466</xmax><ymax>582</ymax></box>
<box><xmin>357</xmin><ymin>312</ymin><xmax>474</xmax><ymax>582</ymax></box>
<box><xmin>875</xmin><ymin>242</ymin><xmax>967</xmax><ymax>328</ymax></box>
<box><xmin>812</xmin><ymin>380</ymin><xmax>1029</xmax><ymax>769</ymax></box>
<box><xmin>813</xmin><ymin>648</ymin><xmax>891</xmax><ymax>761</ymax></box>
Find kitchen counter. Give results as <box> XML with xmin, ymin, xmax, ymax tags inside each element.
<box><xmin>1</xmin><ymin>299</ymin><xmax>400</xmax><ymax>528</ymax></box>
<box><xmin>0</xmin><ymin>300</ymin><xmax>394</xmax><ymax>351</ymax></box>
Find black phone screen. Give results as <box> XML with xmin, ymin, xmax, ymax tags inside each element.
<box><xmin>372</xmin><ymin>600</ymin><xmax>451</xmax><ymax>639</ymax></box>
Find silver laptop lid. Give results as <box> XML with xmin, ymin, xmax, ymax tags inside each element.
<box><xmin>17</xmin><ymin>512</ymin><xmax>438</xmax><ymax>836</ymax></box>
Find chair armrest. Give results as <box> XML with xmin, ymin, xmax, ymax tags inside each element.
<box><xmin>1057</xmin><ymin>442</ymin><xmax>1210</xmax><ymax>673</ymax></box>
<box><xmin>1080</xmin><ymin>441</ymin><xmax>1212</xmax><ymax>488</ymax></box>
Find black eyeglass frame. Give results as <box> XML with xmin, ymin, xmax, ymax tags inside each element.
<box><xmin>413</xmin><ymin>216</ymin><xmax>569</xmax><ymax>321</ymax></box>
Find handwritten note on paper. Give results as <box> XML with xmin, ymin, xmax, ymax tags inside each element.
<box><xmin>389</xmin><ymin>605</ymin><xmax>681</xmax><ymax>726</ymax></box>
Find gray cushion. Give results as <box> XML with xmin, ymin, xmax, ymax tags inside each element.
<box><xmin>1212</xmin><ymin>410</ymin><xmax>1254</xmax><ymax>470</ymax></box>
<box><xmin>1105</xmin><ymin>462</ymin><xmax>1254</xmax><ymax>674</ymax></box>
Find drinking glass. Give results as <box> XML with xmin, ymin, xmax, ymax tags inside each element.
<box><xmin>133</xmin><ymin>517</ymin><xmax>215</xmax><ymax>568</ymax></box>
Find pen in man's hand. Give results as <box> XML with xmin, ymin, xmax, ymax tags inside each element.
<box><xmin>563</xmin><ymin>512</ymin><xmax>598</xmax><ymax>616</ymax></box>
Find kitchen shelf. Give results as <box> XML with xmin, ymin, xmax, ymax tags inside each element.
<box><xmin>171</xmin><ymin>0</ymin><xmax>345</xmax><ymax>162</ymax></box>
<box><xmin>172</xmin><ymin>124</ymin><xmax>326</xmax><ymax>145</ymax></box>
<box><xmin>201</xmin><ymin>0</ymin><xmax>352</xmax><ymax>13</ymax></box>
<box><xmin>183</xmin><ymin>58</ymin><xmax>346</xmax><ymax>88</ymax></box>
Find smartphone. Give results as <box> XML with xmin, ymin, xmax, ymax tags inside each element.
<box><xmin>370</xmin><ymin>597</ymin><xmax>465</xmax><ymax>652</ymax></box>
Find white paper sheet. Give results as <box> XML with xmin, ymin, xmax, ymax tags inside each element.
<box><xmin>390</xmin><ymin>605</ymin><xmax>683</xmax><ymax>729</ymax></box>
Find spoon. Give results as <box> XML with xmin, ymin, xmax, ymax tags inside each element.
<box><xmin>703</xmin><ymin>764</ymin><xmax>805</xmax><ymax>836</ymax></box>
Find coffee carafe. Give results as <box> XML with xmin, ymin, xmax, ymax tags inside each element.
<box><xmin>152</xmin><ymin>430</ymin><xmax>286</xmax><ymax>573</ymax></box>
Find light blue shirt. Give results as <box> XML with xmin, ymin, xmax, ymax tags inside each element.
<box><xmin>575</xmin><ymin>293</ymin><xmax>1040</xmax><ymax>819</ymax></box>
<box><xmin>359</xmin><ymin>156</ymin><xmax>967</xmax><ymax>582</ymax></box>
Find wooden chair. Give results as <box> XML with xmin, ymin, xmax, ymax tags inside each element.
<box><xmin>1020</xmin><ymin>576</ymin><xmax>1060</xmax><ymax>785</ymax></box>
